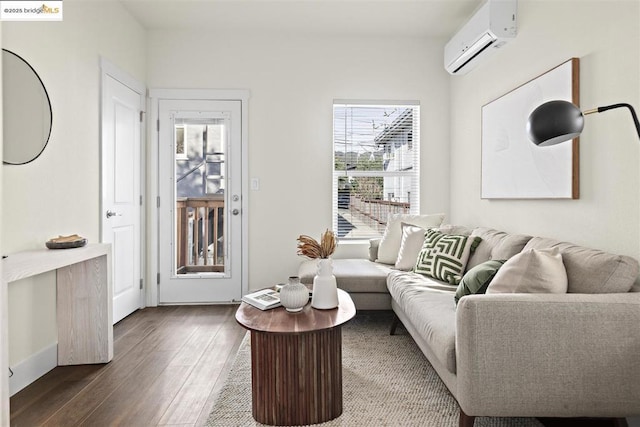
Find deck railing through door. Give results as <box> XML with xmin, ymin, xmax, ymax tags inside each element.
<box><xmin>176</xmin><ymin>195</ymin><xmax>224</xmax><ymax>274</ymax></box>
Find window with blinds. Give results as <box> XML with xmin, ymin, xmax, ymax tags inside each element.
<box><xmin>333</xmin><ymin>101</ymin><xmax>420</xmax><ymax>239</ymax></box>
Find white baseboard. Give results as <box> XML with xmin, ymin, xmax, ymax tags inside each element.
<box><xmin>9</xmin><ymin>343</ymin><xmax>57</xmax><ymax>396</ymax></box>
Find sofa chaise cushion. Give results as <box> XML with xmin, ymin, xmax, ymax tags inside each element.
<box><xmin>387</xmin><ymin>270</ymin><xmax>458</xmax><ymax>374</ymax></box>
<box><xmin>298</xmin><ymin>258</ymin><xmax>393</xmax><ymax>294</ymax></box>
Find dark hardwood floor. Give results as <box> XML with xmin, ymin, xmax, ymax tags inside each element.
<box><xmin>10</xmin><ymin>306</ymin><xmax>629</xmax><ymax>427</ymax></box>
<box><xmin>10</xmin><ymin>305</ymin><xmax>246</xmax><ymax>427</ymax></box>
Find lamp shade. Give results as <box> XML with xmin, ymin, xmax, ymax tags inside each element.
<box><xmin>526</xmin><ymin>100</ymin><xmax>584</xmax><ymax>146</ymax></box>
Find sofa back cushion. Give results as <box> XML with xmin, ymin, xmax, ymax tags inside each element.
<box><xmin>522</xmin><ymin>237</ymin><xmax>639</xmax><ymax>293</ymax></box>
<box><xmin>466</xmin><ymin>228</ymin><xmax>532</xmax><ymax>271</ymax></box>
<box><xmin>438</xmin><ymin>224</ymin><xmax>474</xmax><ymax>236</ymax></box>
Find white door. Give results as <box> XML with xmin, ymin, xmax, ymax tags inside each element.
<box><xmin>101</xmin><ymin>72</ymin><xmax>143</xmax><ymax>324</ymax></box>
<box><xmin>158</xmin><ymin>99</ymin><xmax>243</xmax><ymax>303</ymax></box>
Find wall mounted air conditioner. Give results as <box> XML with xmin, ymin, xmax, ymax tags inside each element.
<box><xmin>444</xmin><ymin>0</ymin><xmax>517</xmax><ymax>75</ymax></box>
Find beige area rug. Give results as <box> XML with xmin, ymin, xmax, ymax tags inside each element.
<box><xmin>206</xmin><ymin>312</ymin><xmax>543</xmax><ymax>427</ymax></box>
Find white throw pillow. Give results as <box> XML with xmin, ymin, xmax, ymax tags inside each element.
<box><xmin>395</xmin><ymin>223</ymin><xmax>426</xmax><ymax>271</ymax></box>
<box><xmin>377</xmin><ymin>213</ymin><xmax>445</xmax><ymax>264</ymax></box>
<box><xmin>486</xmin><ymin>248</ymin><xmax>568</xmax><ymax>294</ymax></box>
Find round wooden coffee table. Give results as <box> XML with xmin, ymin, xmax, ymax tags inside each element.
<box><xmin>235</xmin><ymin>288</ymin><xmax>356</xmax><ymax>426</ymax></box>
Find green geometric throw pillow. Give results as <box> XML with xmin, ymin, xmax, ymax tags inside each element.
<box><xmin>414</xmin><ymin>229</ymin><xmax>481</xmax><ymax>285</ymax></box>
<box><xmin>454</xmin><ymin>259</ymin><xmax>506</xmax><ymax>305</ymax></box>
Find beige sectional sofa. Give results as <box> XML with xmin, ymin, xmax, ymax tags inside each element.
<box><xmin>298</xmin><ymin>225</ymin><xmax>640</xmax><ymax>426</ymax></box>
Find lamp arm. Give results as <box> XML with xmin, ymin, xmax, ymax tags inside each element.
<box><xmin>585</xmin><ymin>103</ymin><xmax>640</xmax><ymax>141</ymax></box>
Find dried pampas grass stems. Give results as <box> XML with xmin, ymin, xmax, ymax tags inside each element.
<box><xmin>297</xmin><ymin>229</ymin><xmax>336</xmax><ymax>259</ymax></box>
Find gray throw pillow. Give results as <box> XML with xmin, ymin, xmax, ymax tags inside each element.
<box><xmin>454</xmin><ymin>259</ymin><xmax>506</xmax><ymax>305</ymax></box>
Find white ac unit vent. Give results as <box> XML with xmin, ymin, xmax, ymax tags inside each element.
<box><xmin>444</xmin><ymin>0</ymin><xmax>517</xmax><ymax>75</ymax></box>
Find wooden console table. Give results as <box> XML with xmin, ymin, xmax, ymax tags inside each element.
<box><xmin>0</xmin><ymin>243</ymin><xmax>113</xmax><ymax>425</ymax></box>
<box><xmin>236</xmin><ymin>289</ymin><xmax>356</xmax><ymax>426</ymax></box>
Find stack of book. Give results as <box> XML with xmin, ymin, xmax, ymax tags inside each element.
<box><xmin>242</xmin><ymin>285</ymin><xmax>313</xmax><ymax>310</ymax></box>
<box><xmin>241</xmin><ymin>288</ymin><xmax>282</xmax><ymax>310</ymax></box>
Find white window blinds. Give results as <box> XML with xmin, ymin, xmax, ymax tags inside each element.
<box><xmin>333</xmin><ymin>101</ymin><xmax>420</xmax><ymax>239</ymax></box>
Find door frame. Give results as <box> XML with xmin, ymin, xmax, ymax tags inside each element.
<box><xmin>99</xmin><ymin>57</ymin><xmax>146</xmax><ymax>314</ymax></box>
<box><xmin>147</xmin><ymin>89</ymin><xmax>250</xmax><ymax>306</ymax></box>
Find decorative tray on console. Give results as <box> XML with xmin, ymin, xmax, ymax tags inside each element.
<box><xmin>46</xmin><ymin>234</ymin><xmax>87</xmax><ymax>249</ymax></box>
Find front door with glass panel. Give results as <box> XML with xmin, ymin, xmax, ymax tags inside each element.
<box><xmin>158</xmin><ymin>99</ymin><xmax>242</xmax><ymax>303</ymax></box>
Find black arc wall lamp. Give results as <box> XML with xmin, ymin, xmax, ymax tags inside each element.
<box><xmin>527</xmin><ymin>100</ymin><xmax>640</xmax><ymax>146</ymax></box>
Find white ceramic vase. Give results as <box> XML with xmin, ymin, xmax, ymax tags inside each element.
<box><xmin>311</xmin><ymin>258</ymin><xmax>339</xmax><ymax>309</ymax></box>
<box><xmin>280</xmin><ymin>276</ymin><xmax>309</xmax><ymax>312</ymax></box>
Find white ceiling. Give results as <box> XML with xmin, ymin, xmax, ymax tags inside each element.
<box><xmin>118</xmin><ymin>0</ymin><xmax>482</xmax><ymax>38</ymax></box>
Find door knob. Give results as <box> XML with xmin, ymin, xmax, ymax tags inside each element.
<box><xmin>106</xmin><ymin>210</ymin><xmax>121</xmax><ymax>218</ymax></box>
<box><xmin>232</xmin><ymin>208</ymin><xmax>240</xmax><ymax>216</ymax></box>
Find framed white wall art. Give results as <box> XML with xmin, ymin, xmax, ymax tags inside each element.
<box><xmin>481</xmin><ymin>58</ymin><xmax>580</xmax><ymax>199</ymax></box>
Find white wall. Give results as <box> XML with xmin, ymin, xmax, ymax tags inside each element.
<box><xmin>147</xmin><ymin>31</ymin><xmax>451</xmax><ymax>290</ymax></box>
<box><xmin>2</xmin><ymin>1</ymin><xmax>146</xmax><ymax>367</ymax></box>
<box><xmin>450</xmin><ymin>0</ymin><xmax>640</xmax><ymax>260</ymax></box>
